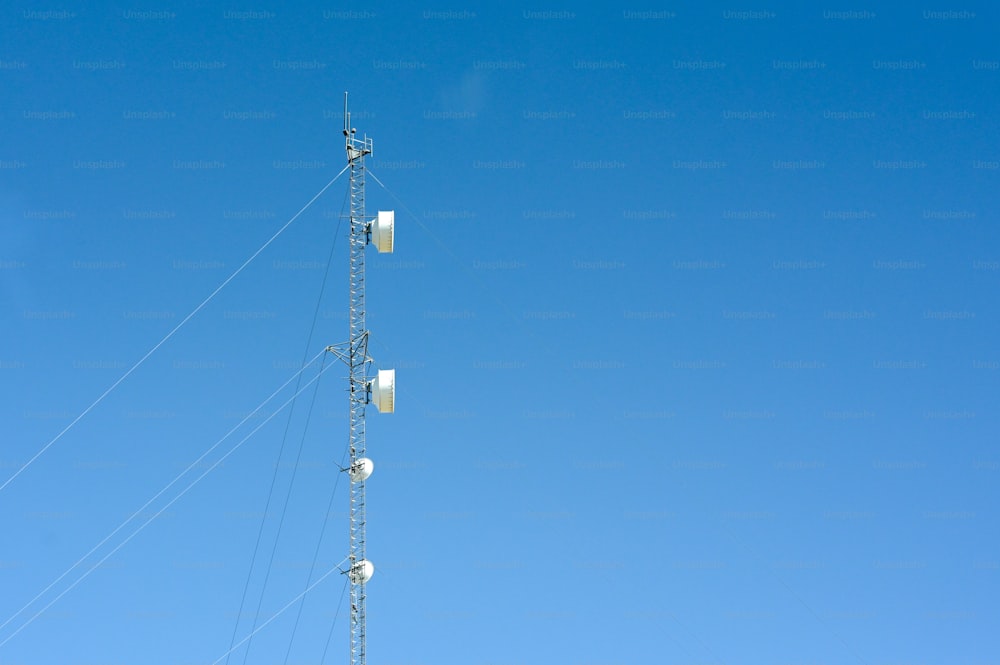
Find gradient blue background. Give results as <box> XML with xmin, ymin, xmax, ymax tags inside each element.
<box><xmin>2</xmin><ymin>2</ymin><xmax>998</xmax><ymax>663</ymax></box>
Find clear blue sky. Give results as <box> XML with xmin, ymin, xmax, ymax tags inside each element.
<box><xmin>2</xmin><ymin>2</ymin><xmax>998</xmax><ymax>663</ymax></box>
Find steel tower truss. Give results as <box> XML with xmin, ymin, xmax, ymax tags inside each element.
<box><xmin>345</xmin><ymin>105</ymin><xmax>373</xmax><ymax>665</ymax></box>
<box><xmin>324</xmin><ymin>92</ymin><xmax>394</xmax><ymax>665</ymax></box>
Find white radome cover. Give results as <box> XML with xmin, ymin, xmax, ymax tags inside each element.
<box><xmin>350</xmin><ymin>457</ymin><xmax>374</xmax><ymax>482</ymax></box>
<box><xmin>372</xmin><ymin>210</ymin><xmax>394</xmax><ymax>253</ymax></box>
<box><xmin>371</xmin><ymin>369</ymin><xmax>395</xmax><ymax>413</ymax></box>
<box><xmin>349</xmin><ymin>559</ymin><xmax>375</xmax><ymax>584</ymax></box>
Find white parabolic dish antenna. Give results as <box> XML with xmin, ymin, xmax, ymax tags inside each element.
<box><xmin>371</xmin><ymin>369</ymin><xmax>395</xmax><ymax>413</ymax></box>
<box><xmin>349</xmin><ymin>559</ymin><xmax>375</xmax><ymax>584</ymax></box>
<box><xmin>350</xmin><ymin>457</ymin><xmax>374</xmax><ymax>482</ymax></box>
<box><xmin>372</xmin><ymin>210</ymin><xmax>394</xmax><ymax>254</ymax></box>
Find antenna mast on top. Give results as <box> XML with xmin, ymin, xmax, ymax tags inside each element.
<box><xmin>327</xmin><ymin>91</ymin><xmax>395</xmax><ymax>665</ymax></box>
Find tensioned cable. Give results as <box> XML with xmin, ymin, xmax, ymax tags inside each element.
<box><xmin>367</xmin><ymin>168</ymin><xmax>547</xmax><ymax>345</ymax></box>
<box><xmin>319</xmin><ymin>574</ymin><xmax>350</xmax><ymax>665</ymax></box>
<box><xmin>228</xmin><ymin>188</ymin><xmax>347</xmax><ymax>665</ymax></box>
<box><xmin>0</xmin><ymin>348</ymin><xmax>326</xmax><ymax>637</ymax></box>
<box><xmin>0</xmin><ymin>359</ymin><xmax>338</xmax><ymax>648</ymax></box>
<box><xmin>211</xmin><ymin>566</ymin><xmax>349</xmax><ymax>665</ymax></box>
<box><xmin>722</xmin><ymin>527</ymin><xmax>869</xmax><ymax>664</ymax></box>
<box><xmin>667</xmin><ymin>609</ymin><xmax>724</xmax><ymax>662</ymax></box>
<box><xmin>239</xmin><ymin>355</ymin><xmax>329</xmax><ymax>665</ymax></box>
<box><xmin>366</xmin><ymin>170</ymin><xmax>475</xmax><ymax>291</ymax></box>
<box><xmin>280</xmin><ymin>198</ymin><xmax>350</xmax><ymax>665</ymax></box>
<box><xmin>0</xmin><ymin>163</ymin><xmax>350</xmax><ymax>496</ymax></box>
<box><xmin>370</xmin><ymin>173</ymin><xmax>862</xmax><ymax>664</ymax></box>
<box><xmin>283</xmin><ymin>438</ymin><xmax>352</xmax><ymax>665</ymax></box>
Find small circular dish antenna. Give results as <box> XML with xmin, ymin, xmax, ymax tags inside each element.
<box><xmin>349</xmin><ymin>457</ymin><xmax>374</xmax><ymax>482</ymax></box>
<box><xmin>372</xmin><ymin>210</ymin><xmax>394</xmax><ymax>253</ymax></box>
<box><xmin>370</xmin><ymin>369</ymin><xmax>395</xmax><ymax>413</ymax></box>
<box><xmin>349</xmin><ymin>559</ymin><xmax>374</xmax><ymax>584</ymax></box>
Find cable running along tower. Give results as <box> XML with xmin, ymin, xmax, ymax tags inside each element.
<box><xmin>326</xmin><ymin>92</ymin><xmax>395</xmax><ymax>665</ymax></box>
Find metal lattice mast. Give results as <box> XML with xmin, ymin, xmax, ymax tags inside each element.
<box><xmin>335</xmin><ymin>92</ymin><xmax>395</xmax><ymax>665</ymax></box>
<box><xmin>345</xmin><ymin>95</ymin><xmax>371</xmax><ymax>665</ymax></box>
